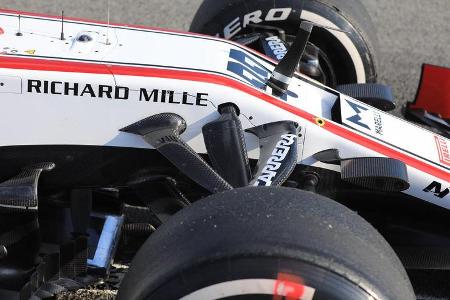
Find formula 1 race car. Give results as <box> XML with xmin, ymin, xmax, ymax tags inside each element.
<box><xmin>0</xmin><ymin>1</ymin><xmax>448</xmax><ymax>299</ymax></box>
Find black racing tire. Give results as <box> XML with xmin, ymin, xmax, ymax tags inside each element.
<box><xmin>117</xmin><ymin>187</ymin><xmax>415</xmax><ymax>300</ymax></box>
<box><xmin>190</xmin><ymin>0</ymin><xmax>379</xmax><ymax>85</ymax></box>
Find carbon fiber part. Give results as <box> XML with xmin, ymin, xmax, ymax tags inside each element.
<box><xmin>0</xmin><ymin>235</ymin><xmax>92</xmax><ymax>298</ymax></box>
<box><xmin>73</xmin><ymin>237</ymin><xmax>88</xmax><ymax>277</ymax></box>
<box><xmin>337</xmin><ymin>83</ymin><xmax>395</xmax><ymax>111</ymax></box>
<box><xmin>0</xmin><ymin>162</ymin><xmax>55</xmax><ymax>211</ymax></box>
<box><xmin>314</xmin><ymin>149</ymin><xmax>410</xmax><ymax>192</ymax></box>
<box><xmin>158</xmin><ymin>142</ymin><xmax>232</xmax><ymax>193</ymax></box>
<box><xmin>60</xmin><ymin>241</ymin><xmax>76</xmax><ymax>279</ymax></box>
<box><xmin>341</xmin><ymin>157</ymin><xmax>409</xmax><ymax>192</ymax></box>
<box><xmin>202</xmin><ymin>104</ymin><xmax>251</xmax><ymax>187</ymax></box>
<box><xmin>121</xmin><ymin>113</ymin><xmax>232</xmax><ymax>193</ymax></box>
<box><xmin>397</xmin><ymin>247</ymin><xmax>450</xmax><ymax>270</ymax></box>
<box><xmin>247</xmin><ymin>121</ymin><xmax>300</xmax><ymax>186</ymax></box>
<box><xmin>123</xmin><ymin>223</ymin><xmax>156</xmax><ymax>237</ymax></box>
<box><xmin>0</xmin><ymin>219</ymin><xmax>38</xmax><ymax>248</ymax></box>
<box><xmin>121</xmin><ymin>113</ymin><xmax>186</xmax><ymax>137</ymax></box>
<box><xmin>162</xmin><ymin>177</ymin><xmax>191</xmax><ymax>207</ymax></box>
<box><xmin>313</xmin><ymin>148</ymin><xmax>341</xmax><ymax>164</ymax></box>
<box><xmin>0</xmin><ymin>245</ymin><xmax>6</xmax><ymax>260</ymax></box>
<box><xmin>122</xmin><ymin>203</ymin><xmax>162</xmax><ymax>227</ymax></box>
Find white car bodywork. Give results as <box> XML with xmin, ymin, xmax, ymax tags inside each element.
<box><xmin>0</xmin><ymin>9</ymin><xmax>448</xmax><ymax>208</ymax></box>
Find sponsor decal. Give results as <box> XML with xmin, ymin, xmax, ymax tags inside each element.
<box><xmin>28</xmin><ymin>79</ymin><xmax>129</xmax><ymax>99</ymax></box>
<box><xmin>423</xmin><ymin>181</ymin><xmax>449</xmax><ymax>199</ymax></box>
<box><xmin>435</xmin><ymin>136</ymin><xmax>450</xmax><ymax>167</ymax></box>
<box><xmin>220</xmin><ymin>8</ymin><xmax>292</xmax><ymax>39</ymax></box>
<box><xmin>373</xmin><ymin>111</ymin><xmax>383</xmax><ymax>135</ymax></box>
<box><xmin>273</xmin><ymin>273</ymin><xmax>305</xmax><ymax>300</ymax></box>
<box><xmin>27</xmin><ymin>80</ymin><xmax>208</xmax><ymax>106</ymax></box>
<box><xmin>342</xmin><ymin>99</ymin><xmax>384</xmax><ymax>135</ymax></box>
<box><xmin>139</xmin><ymin>89</ymin><xmax>208</xmax><ymax>106</ymax></box>
<box><xmin>24</xmin><ymin>49</ymin><xmax>36</xmax><ymax>55</ymax></box>
<box><xmin>227</xmin><ymin>49</ymin><xmax>298</xmax><ymax>101</ymax></box>
<box><xmin>227</xmin><ymin>49</ymin><xmax>269</xmax><ymax>90</ymax></box>
<box><xmin>345</xmin><ymin>100</ymin><xmax>370</xmax><ymax>130</ymax></box>
<box><xmin>264</xmin><ymin>36</ymin><xmax>288</xmax><ymax>60</ymax></box>
<box><xmin>254</xmin><ymin>134</ymin><xmax>297</xmax><ymax>186</ymax></box>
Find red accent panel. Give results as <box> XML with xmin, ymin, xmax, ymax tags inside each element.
<box><xmin>0</xmin><ymin>27</ymin><xmax>4</xmax><ymax>35</ymax></box>
<box><xmin>0</xmin><ymin>55</ymin><xmax>448</xmax><ymax>181</ymax></box>
<box><xmin>410</xmin><ymin>64</ymin><xmax>450</xmax><ymax>119</ymax></box>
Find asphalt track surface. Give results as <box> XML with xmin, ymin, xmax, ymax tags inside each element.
<box><xmin>0</xmin><ymin>1</ymin><xmax>449</xmax><ymax>299</ymax></box>
<box><xmin>1</xmin><ymin>0</ymin><xmax>449</xmax><ymax>113</ymax></box>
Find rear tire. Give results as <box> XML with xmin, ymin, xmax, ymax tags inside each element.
<box><xmin>190</xmin><ymin>0</ymin><xmax>379</xmax><ymax>85</ymax></box>
<box><xmin>118</xmin><ymin>187</ymin><xmax>414</xmax><ymax>300</ymax></box>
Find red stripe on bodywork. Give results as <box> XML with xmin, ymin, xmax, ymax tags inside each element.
<box><xmin>0</xmin><ymin>55</ymin><xmax>448</xmax><ymax>181</ymax></box>
<box><xmin>0</xmin><ymin>56</ymin><xmax>110</xmax><ymax>74</ymax></box>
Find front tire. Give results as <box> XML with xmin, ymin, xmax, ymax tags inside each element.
<box><xmin>118</xmin><ymin>187</ymin><xmax>414</xmax><ymax>300</ymax></box>
<box><xmin>190</xmin><ymin>0</ymin><xmax>379</xmax><ymax>85</ymax></box>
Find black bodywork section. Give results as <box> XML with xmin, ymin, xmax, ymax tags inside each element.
<box><xmin>0</xmin><ymin>145</ymin><xmax>186</xmax><ymax>191</ymax></box>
